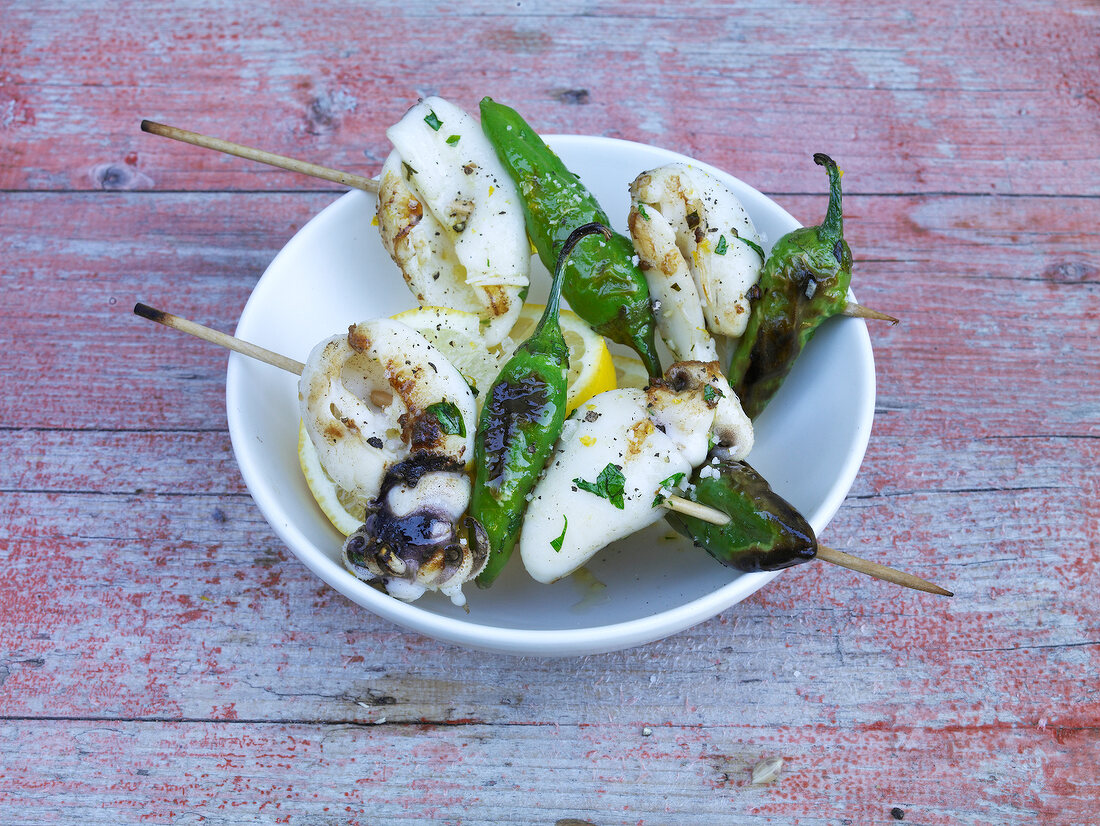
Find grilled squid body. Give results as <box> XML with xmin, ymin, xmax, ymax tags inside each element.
<box><xmin>376</xmin><ymin>96</ymin><xmax>529</xmax><ymax>346</ymax></box>
<box><xmin>629</xmin><ymin>164</ymin><xmax>766</xmax><ymax>343</ymax></box>
<box><xmin>299</xmin><ymin>317</ymin><xmax>476</xmax><ymax>499</ymax></box>
<box><xmin>299</xmin><ymin>318</ymin><xmax>488</xmax><ymax>604</ymax></box>
<box><xmin>520</xmin><ymin>362</ymin><xmax>753</xmax><ymax>584</ymax></box>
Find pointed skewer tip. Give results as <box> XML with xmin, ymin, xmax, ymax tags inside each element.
<box><xmin>816</xmin><ymin>545</ymin><xmax>953</xmax><ymax>597</ymax></box>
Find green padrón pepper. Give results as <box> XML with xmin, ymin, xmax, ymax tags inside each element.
<box><xmin>666</xmin><ymin>451</ymin><xmax>817</xmax><ymax>572</ymax></box>
<box><xmin>479</xmin><ymin>97</ymin><xmax>662</xmax><ymax>378</ymax></box>
<box><xmin>473</xmin><ymin>222</ymin><xmax>613</xmax><ymax>587</ymax></box>
<box><xmin>728</xmin><ymin>153</ymin><xmax>853</xmax><ymax>419</ymax></box>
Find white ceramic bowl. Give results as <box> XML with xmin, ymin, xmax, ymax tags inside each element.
<box><xmin>226</xmin><ymin>136</ymin><xmax>875</xmax><ymax>656</ymax></box>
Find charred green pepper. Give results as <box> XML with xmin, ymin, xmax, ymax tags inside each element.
<box><xmin>473</xmin><ymin>223</ymin><xmax>612</xmax><ymax>587</ymax></box>
<box><xmin>665</xmin><ymin>450</ymin><xmax>817</xmax><ymax>572</ymax></box>
<box><xmin>728</xmin><ymin>153</ymin><xmax>852</xmax><ymax>419</ymax></box>
<box><xmin>479</xmin><ymin>97</ymin><xmax>662</xmax><ymax>377</ymax></box>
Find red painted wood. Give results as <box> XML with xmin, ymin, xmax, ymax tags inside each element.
<box><xmin>1</xmin><ymin>1</ymin><xmax>1097</xmax><ymax>822</ymax></box>
<box><xmin>1</xmin><ymin>2</ymin><xmax>1098</xmax><ymax>196</ymax></box>
<box><xmin>0</xmin><ymin>721</ymin><xmax>1096</xmax><ymax>823</ymax></box>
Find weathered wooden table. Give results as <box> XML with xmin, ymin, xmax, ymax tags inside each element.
<box><xmin>3</xmin><ymin>2</ymin><xmax>1097</xmax><ymax>822</ymax></box>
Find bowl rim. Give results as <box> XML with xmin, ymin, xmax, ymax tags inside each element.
<box><xmin>226</xmin><ymin>134</ymin><xmax>875</xmax><ymax>656</ymax></box>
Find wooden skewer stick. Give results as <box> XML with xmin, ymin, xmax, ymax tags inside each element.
<box><xmin>843</xmin><ymin>301</ymin><xmax>899</xmax><ymax>324</ymax></box>
<box><xmin>133</xmin><ymin>303</ymin><xmax>305</xmax><ymax>375</ymax></box>
<box><xmin>140</xmin><ymin>120</ymin><xmax>380</xmax><ymax>193</ymax></box>
<box><xmin>663</xmin><ymin>495</ymin><xmax>952</xmax><ymax>597</ymax></box>
<box><xmin>135</xmin><ymin>304</ymin><xmax>950</xmax><ymax>597</ymax></box>
<box><xmin>814</xmin><ymin>546</ymin><xmax>952</xmax><ymax>596</ymax></box>
<box><xmin>138</xmin><ymin>120</ymin><xmax>892</xmax><ymax>327</ymax></box>
<box><xmin>663</xmin><ymin>494</ymin><xmax>730</xmax><ymax>525</ymax></box>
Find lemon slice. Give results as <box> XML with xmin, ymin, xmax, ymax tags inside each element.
<box><xmin>392</xmin><ymin>306</ymin><xmax>506</xmax><ymax>402</ymax></box>
<box><xmin>612</xmin><ymin>353</ymin><xmax>650</xmax><ymax>390</ymax></box>
<box><xmin>504</xmin><ymin>304</ymin><xmax>617</xmax><ymax>411</ymax></box>
<box><xmin>298</xmin><ymin>421</ymin><xmax>368</xmax><ymax>535</ymax></box>
<box><xmin>395</xmin><ymin>304</ymin><xmax>617</xmax><ymax>413</ymax></box>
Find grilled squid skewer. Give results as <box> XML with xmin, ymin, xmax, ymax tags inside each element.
<box><xmin>377</xmin><ymin>96</ymin><xmax>530</xmax><ymax>347</ymax></box>
<box><xmin>299</xmin><ymin>318</ymin><xmax>489</xmax><ymax>605</ymax></box>
<box><xmin>629</xmin><ymin>163</ymin><xmax>766</xmax><ymax>341</ymax></box>
<box><xmin>520</xmin><ymin>362</ymin><xmax>751</xmax><ymax>584</ymax></box>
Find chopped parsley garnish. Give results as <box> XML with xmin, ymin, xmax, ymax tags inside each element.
<box><xmin>715</xmin><ymin>235</ymin><xmax>728</xmax><ymax>255</ymax></box>
<box><xmin>703</xmin><ymin>384</ymin><xmax>725</xmax><ymax>403</ymax></box>
<box><xmin>652</xmin><ymin>471</ymin><xmax>686</xmax><ymax>507</ymax></box>
<box><xmin>637</xmin><ymin>203</ymin><xmax>650</xmax><ymax>220</ymax></box>
<box><xmin>445</xmin><ymin>134</ymin><xmax>461</xmax><ymax>145</ymax></box>
<box><xmin>736</xmin><ymin>235</ymin><xmax>766</xmax><ymax>263</ymax></box>
<box><xmin>550</xmin><ymin>516</ymin><xmax>568</xmax><ymax>552</ymax></box>
<box><xmin>661</xmin><ymin>471</ymin><xmax>686</xmax><ymax>488</ymax></box>
<box><xmin>402</xmin><ymin>161</ymin><xmax>417</xmax><ymax>180</ymax></box>
<box><xmin>573</xmin><ymin>463</ymin><xmax>626</xmax><ymax>510</ymax></box>
<box><xmin>426</xmin><ymin>400</ymin><xmax>465</xmax><ymax>437</ymax></box>
<box><xmin>424</xmin><ymin>110</ymin><xmax>443</xmax><ymax>131</ymax></box>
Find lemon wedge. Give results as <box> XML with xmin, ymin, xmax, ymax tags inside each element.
<box><xmin>391</xmin><ymin>306</ymin><xmax>507</xmax><ymax>403</ymax></box>
<box><xmin>297</xmin><ymin>421</ymin><xmax>369</xmax><ymax>536</ymax></box>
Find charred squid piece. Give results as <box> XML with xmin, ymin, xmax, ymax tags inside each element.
<box><xmin>342</xmin><ymin>453</ymin><xmax>489</xmax><ymax>606</ymax></box>
<box><xmin>377</xmin><ymin>96</ymin><xmax>530</xmax><ymax>347</ymax></box>
<box><xmin>299</xmin><ymin>317</ymin><xmax>476</xmax><ymax>503</ymax></box>
<box><xmin>647</xmin><ymin>361</ymin><xmax>753</xmax><ymax>465</ymax></box>
<box><xmin>519</xmin><ymin>360</ymin><xmax>752</xmax><ymax>585</ymax></box>
<box><xmin>629</xmin><ymin>163</ymin><xmax>766</xmax><ymax>342</ymax></box>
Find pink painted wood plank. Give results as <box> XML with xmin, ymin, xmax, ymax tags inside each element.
<box><xmin>0</xmin><ymin>720</ymin><xmax>1095</xmax><ymax>823</ymax></box>
<box><xmin>1</xmin><ymin>482</ymin><xmax>1095</xmax><ymax>728</ymax></box>
<box><xmin>1</xmin><ymin>1</ymin><xmax>1097</xmax><ymax>196</ymax></box>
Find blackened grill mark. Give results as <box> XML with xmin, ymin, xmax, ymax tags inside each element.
<box><xmin>349</xmin><ymin>453</ymin><xmax>468</xmax><ymax>576</ymax></box>
<box><xmin>480</xmin><ymin>376</ymin><xmax>553</xmax><ymax>487</ymax></box>
<box><xmin>381</xmin><ymin>453</ymin><xmax>464</xmax><ymax>492</ymax></box>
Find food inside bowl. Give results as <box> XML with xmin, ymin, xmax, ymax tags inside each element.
<box><xmin>137</xmin><ymin>95</ymin><xmax>948</xmax><ymax>621</ymax></box>
<box><xmin>290</xmin><ymin>96</ymin><xmax>911</xmax><ymax>606</ymax></box>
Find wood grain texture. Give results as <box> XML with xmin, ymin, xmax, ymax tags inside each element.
<box><xmin>1</xmin><ymin>0</ymin><xmax>1098</xmax><ymax>822</ymax></box>
<box><xmin>1</xmin><ymin>1</ymin><xmax>1098</xmax><ymax>196</ymax></box>
<box><xmin>1</xmin><ymin>720</ymin><xmax>1096</xmax><ymax>824</ymax></box>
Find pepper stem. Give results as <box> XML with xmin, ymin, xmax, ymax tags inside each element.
<box><xmin>534</xmin><ymin>222</ymin><xmax>613</xmax><ymax>337</ymax></box>
<box><xmin>813</xmin><ymin>153</ymin><xmax>844</xmax><ymax>242</ymax></box>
